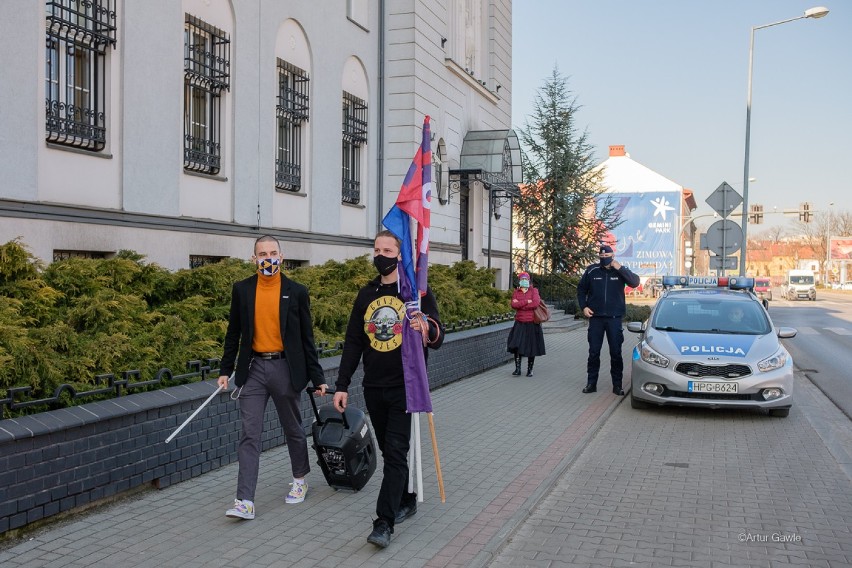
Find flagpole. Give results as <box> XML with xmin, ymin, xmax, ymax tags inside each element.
<box><xmin>406</xmin><ymin>428</ymin><xmax>416</xmax><ymax>493</ymax></box>
<box><xmin>428</xmin><ymin>413</ymin><xmax>446</xmax><ymax>502</ymax></box>
<box><xmin>414</xmin><ymin>412</ymin><xmax>424</xmax><ymax>502</ymax></box>
<box><xmin>382</xmin><ymin>114</ymin><xmax>443</xmax><ymax>505</ymax></box>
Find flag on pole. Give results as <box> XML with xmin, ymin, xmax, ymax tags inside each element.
<box><xmin>382</xmin><ymin>115</ymin><xmax>433</xmax><ymax>413</ymax></box>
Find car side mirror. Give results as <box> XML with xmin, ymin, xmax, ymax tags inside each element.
<box><xmin>777</xmin><ymin>327</ymin><xmax>797</xmax><ymax>339</ymax></box>
<box><xmin>626</xmin><ymin>321</ymin><xmax>645</xmax><ymax>333</ymax></box>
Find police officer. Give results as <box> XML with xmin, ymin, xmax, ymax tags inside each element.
<box><xmin>576</xmin><ymin>244</ymin><xmax>641</xmax><ymax>395</ymax></box>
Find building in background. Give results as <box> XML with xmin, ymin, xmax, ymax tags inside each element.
<box><xmin>748</xmin><ymin>242</ymin><xmax>821</xmax><ymax>285</ymax></box>
<box><xmin>594</xmin><ymin>145</ymin><xmax>697</xmax><ymax>281</ymax></box>
<box><xmin>0</xmin><ymin>0</ymin><xmax>519</xmax><ymax>288</ymax></box>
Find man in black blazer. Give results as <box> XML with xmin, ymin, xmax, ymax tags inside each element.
<box><xmin>217</xmin><ymin>235</ymin><xmax>327</xmax><ymax>520</ymax></box>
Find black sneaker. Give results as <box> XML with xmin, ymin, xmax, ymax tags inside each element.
<box><xmin>395</xmin><ymin>501</ymin><xmax>417</xmax><ymax>524</ymax></box>
<box><xmin>367</xmin><ymin>519</ymin><xmax>392</xmax><ymax>548</ymax></box>
<box><xmin>613</xmin><ymin>386</ymin><xmax>625</xmax><ymax>396</ymax></box>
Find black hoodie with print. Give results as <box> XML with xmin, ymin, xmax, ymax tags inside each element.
<box><xmin>335</xmin><ymin>276</ymin><xmax>443</xmax><ymax>392</ymax></box>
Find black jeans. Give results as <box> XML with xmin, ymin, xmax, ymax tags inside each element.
<box><xmin>586</xmin><ymin>316</ymin><xmax>625</xmax><ymax>387</ymax></box>
<box><xmin>364</xmin><ymin>385</ymin><xmax>414</xmax><ymax>527</ymax></box>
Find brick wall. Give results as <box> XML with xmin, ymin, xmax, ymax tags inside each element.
<box><xmin>0</xmin><ymin>322</ymin><xmax>513</xmax><ymax>534</ymax></box>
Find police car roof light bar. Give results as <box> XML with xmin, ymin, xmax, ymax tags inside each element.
<box><xmin>661</xmin><ymin>275</ymin><xmax>754</xmax><ymax>290</ymax></box>
<box><xmin>727</xmin><ymin>277</ymin><xmax>755</xmax><ymax>290</ymax></box>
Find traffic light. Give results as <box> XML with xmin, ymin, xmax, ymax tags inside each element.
<box><xmin>799</xmin><ymin>202</ymin><xmax>812</xmax><ymax>223</ymax></box>
<box><xmin>748</xmin><ymin>204</ymin><xmax>764</xmax><ymax>225</ymax></box>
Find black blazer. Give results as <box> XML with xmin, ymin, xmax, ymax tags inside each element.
<box><xmin>220</xmin><ymin>273</ymin><xmax>325</xmax><ymax>390</ymax></box>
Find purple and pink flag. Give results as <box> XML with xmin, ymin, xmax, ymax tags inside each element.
<box><xmin>382</xmin><ymin>116</ymin><xmax>433</xmax><ymax>413</ymax></box>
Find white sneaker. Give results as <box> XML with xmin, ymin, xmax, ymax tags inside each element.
<box><xmin>286</xmin><ymin>481</ymin><xmax>308</xmax><ymax>504</ymax></box>
<box><xmin>225</xmin><ymin>499</ymin><xmax>255</xmax><ymax>520</ymax></box>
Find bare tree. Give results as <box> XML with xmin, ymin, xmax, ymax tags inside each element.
<box><xmin>793</xmin><ymin>211</ymin><xmax>852</xmax><ymax>284</ymax></box>
<box><xmin>833</xmin><ymin>211</ymin><xmax>852</xmax><ymax>237</ymax></box>
<box><xmin>754</xmin><ymin>224</ymin><xmax>788</xmax><ymax>244</ymax></box>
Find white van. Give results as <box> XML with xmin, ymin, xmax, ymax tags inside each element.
<box><xmin>785</xmin><ymin>269</ymin><xmax>816</xmax><ymax>301</ymax></box>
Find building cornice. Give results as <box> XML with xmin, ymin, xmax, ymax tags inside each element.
<box><xmin>0</xmin><ymin>199</ymin><xmax>372</xmax><ymax>248</ymax></box>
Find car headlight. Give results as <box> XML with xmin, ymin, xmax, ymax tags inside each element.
<box><xmin>757</xmin><ymin>346</ymin><xmax>788</xmax><ymax>372</ymax></box>
<box><xmin>640</xmin><ymin>341</ymin><xmax>669</xmax><ymax>368</ymax></box>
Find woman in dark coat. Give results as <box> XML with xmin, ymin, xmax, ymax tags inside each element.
<box><xmin>506</xmin><ymin>271</ymin><xmax>546</xmax><ymax>376</ymax></box>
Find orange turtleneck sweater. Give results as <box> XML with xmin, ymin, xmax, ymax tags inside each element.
<box><xmin>252</xmin><ymin>273</ymin><xmax>284</xmax><ymax>353</ymax></box>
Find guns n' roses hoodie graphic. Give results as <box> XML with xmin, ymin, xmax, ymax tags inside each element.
<box><xmin>336</xmin><ymin>276</ymin><xmax>442</xmax><ymax>392</ymax></box>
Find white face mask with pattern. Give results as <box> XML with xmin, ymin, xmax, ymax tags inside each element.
<box><xmin>257</xmin><ymin>257</ymin><xmax>280</xmax><ymax>276</ymax></box>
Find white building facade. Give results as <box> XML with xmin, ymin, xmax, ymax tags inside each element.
<box><xmin>0</xmin><ymin>0</ymin><xmax>518</xmax><ymax>288</ymax></box>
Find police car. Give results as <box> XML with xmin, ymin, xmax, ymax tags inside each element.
<box><xmin>627</xmin><ymin>276</ymin><xmax>797</xmax><ymax>417</ymax></box>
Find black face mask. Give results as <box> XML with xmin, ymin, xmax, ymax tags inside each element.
<box><xmin>373</xmin><ymin>254</ymin><xmax>398</xmax><ymax>276</ymax></box>
<box><xmin>600</xmin><ymin>256</ymin><xmax>614</xmax><ymax>267</ymax></box>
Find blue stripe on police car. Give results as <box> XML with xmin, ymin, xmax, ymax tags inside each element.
<box><xmin>669</xmin><ymin>333</ymin><xmax>756</xmax><ymax>358</ymax></box>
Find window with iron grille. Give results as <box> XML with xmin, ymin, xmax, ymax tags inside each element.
<box><xmin>275</xmin><ymin>60</ymin><xmax>309</xmax><ymax>192</ymax></box>
<box><xmin>45</xmin><ymin>0</ymin><xmax>117</xmax><ymax>152</ymax></box>
<box><xmin>189</xmin><ymin>255</ymin><xmax>226</xmax><ymax>269</ymax></box>
<box><xmin>341</xmin><ymin>92</ymin><xmax>367</xmax><ymax>205</ymax></box>
<box><xmin>183</xmin><ymin>14</ymin><xmax>230</xmax><ymax>175</ymax></box>
<box><xmin>53</xmin><ymin>249</ymin><xmax>110</xmax><ymax>262</ymax></box>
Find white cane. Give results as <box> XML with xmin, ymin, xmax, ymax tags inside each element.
<box><xmin>165</xmin><ymin>373</ymin><xmax>233</xmax><ymax>443</ymax></box>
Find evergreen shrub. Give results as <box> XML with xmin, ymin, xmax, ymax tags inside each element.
<box><xmin>0</xmin><ymin>239</ymin><xmax>511</xmax><ymax>416</ymax></box>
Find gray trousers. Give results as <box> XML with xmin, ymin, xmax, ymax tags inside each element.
<box><xmin>236</xmin><ymin>357</ymin><xmax>310</xmax><ymax>502</ymax></box>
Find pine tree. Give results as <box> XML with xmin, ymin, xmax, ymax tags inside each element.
<box><xmin>515</xmin><ymin>67</ymin><xmax>618</xmax><ymax>274</ymax></box>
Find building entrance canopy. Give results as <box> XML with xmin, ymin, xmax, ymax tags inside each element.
<box><xmin>449</xmin><ymin>129</ymin><xmax>522</xmax><ymax>198</ymax></box>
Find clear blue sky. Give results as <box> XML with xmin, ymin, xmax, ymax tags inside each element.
<box><xmin>512</xmin><ymin>1</ymin><xmax>851</xmax><ymax>232</ymax></box>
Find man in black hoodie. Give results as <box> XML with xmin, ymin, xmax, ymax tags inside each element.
<box><xmin>576</xmin><ymin>244</ymin><xmax>641</xmax><ymax>396</ymax></box>
<box><xmin>333</xmin><ymin>230</ymin><xmax>443</xmax><ymax>548</ymax></box>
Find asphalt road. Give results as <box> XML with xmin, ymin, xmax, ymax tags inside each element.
<box><xmin>759</xmin><ymin>290</ymin><xmax>852</xmax><ymax>419</ymax></box>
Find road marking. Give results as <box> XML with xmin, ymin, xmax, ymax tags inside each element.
<box><xmin>825</xmin><ymin>327</ymin><xmax>852</xmax><ymax>336</ymax></box>
<box><xmin>795</xmin><ymin>326</ymin><xmax>819</xmax><ymax>335</ymax></box>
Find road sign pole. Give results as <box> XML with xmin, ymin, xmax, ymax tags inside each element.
<box><xmin>720</xmin><ymin>188</ymin><xmax>727</xmax><ymax>277</ymax></box>
<box><xmin>705</xmin><ymin>182</ymin><xmax>744</xmax><ymax>277</ymax></box>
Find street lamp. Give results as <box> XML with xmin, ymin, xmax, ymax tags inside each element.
<box><xmin>740</xmin><ymin>6</ymin><xmax>829</xmax><ymax>276</ymax></box>
<box><xmin>680</xmin><ymin>213</ymin><xmax>718</xmax><ymax>275</ymax></box>
<box><xmin>826</xmin><ymin>201</ymin><xmax>834</xmax><ymax>287</ymax></box>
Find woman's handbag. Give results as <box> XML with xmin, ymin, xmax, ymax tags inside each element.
<box><xmin>533</xmin><ymin>300</ymin><xmax>551</xmax><ymax>324</ymax></box>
